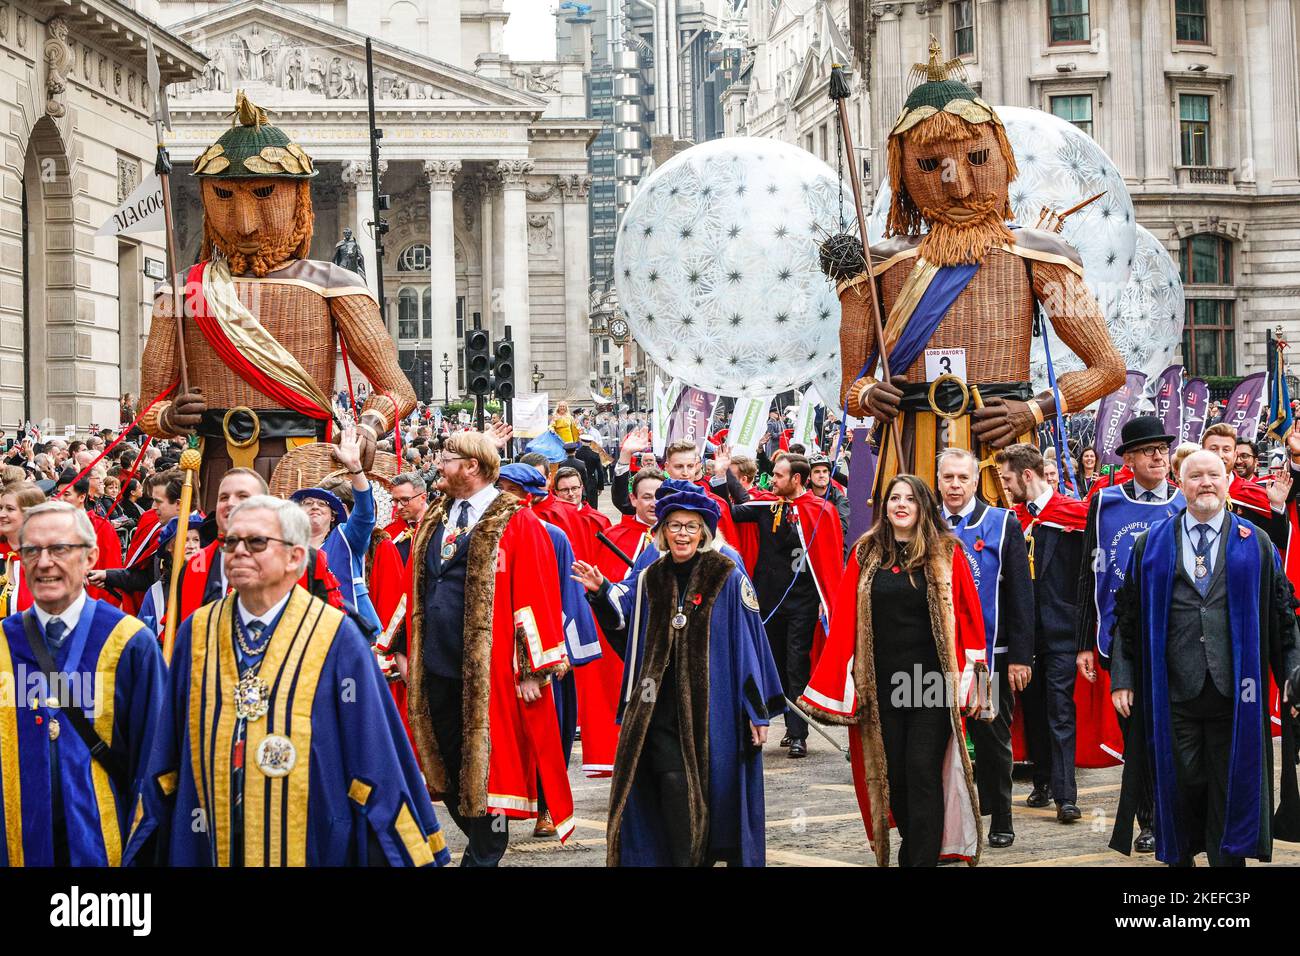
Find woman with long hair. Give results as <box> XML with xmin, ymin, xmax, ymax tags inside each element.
<box><xmin>551</xmin><ymin>400</ymin><xmax>579</xmax><ymax>444</ymax></box>
<box><xmin>800</xmin><ymin>474</ymin><xmax>989</xmax><ymax>867</ymax></box>
<box><xmin>1076</xmin><ymin>447</ymin><xmax>1100</xmax><ymax>495</ymax></box>
<box><xmin>0</xmin><ymin>481</ymin><xmax>47</xmax><ymax>615</ymax></box>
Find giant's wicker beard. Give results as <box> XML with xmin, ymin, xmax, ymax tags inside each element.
<box><xmin>200</xmin><ymin>181</ymin><xmax>314</xmax><ymax>277</ymax></box>
<box><xmin>914</xmin><ymin>201</ymin><xmax>1016</xmax><ymax>267</ymax></box>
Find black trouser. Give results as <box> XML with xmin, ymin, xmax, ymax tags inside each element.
<box><xmin>1022</xmin><ymin>649</ymin><xmax>1077</xmax><ymax>804</ymax></box>
<box><xmin>1170</xmin><ymin>681</ymin><xmax>1243</xmax><ymax>868</ymax></box>
<box><xmin>968</xmin><ymin>659</ymin><xmax>1014</xmax><ymax>833</ymax></box>
<box><xmin>764</xmin><ymin>602</ymin><xmax>818</xmax><ymax>742</ymax></box>
<box><xmin>637</xmin><ymin>718</ymin><xmax>693</xmax><ymax>866</ymax></box>
<box><xmin>424</xmin><ymin>673</ymin><xmax>510</xmax><ymax>867</ymax></box>
<box><xmin>879</xmin><ymin>705</ymin><xmax>952</xmax><ymax>867</ymax></box>
<box><xmin>1116</xmin><ymin>710</ymin><xmax>1154</xmax><ymax>830</ymax></box>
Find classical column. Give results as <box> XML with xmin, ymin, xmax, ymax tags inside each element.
<box><xmin>341</xmin><ymin>159</ymin><xmax>387</xmax><ymax>304</ymax></box>
<box><xmin>478</xmin><ymin>173</ymin><xmax>497</xmax><ymax>327</ymax></box>
<box><xmin>1140</xmin><ymin>0</ymin><xmax>1172</xmax><ymax>183</ymax></box>
<box><xmin>558</xmin><ymin>174</ymin><xmax>592</xmax><ymax>399</ymax></box>
<box><xmin>497</xmin><ymin>159</ymin><xmax>534</xmax><ymax>387</ymax></box>
<box><xmin>1269</xmin><ymin>0</ymin><xmax>1299</xmax><ymax>182</ymax></box>
<box><xmin>1108</xmin><ymin>0</ymin><xmax>1138</xmax><ymax>180</ymax></box>
<box><xmin>425</xmin><ymin>160</ymin><xmax>462</xmax><ymax>400</ymax></box>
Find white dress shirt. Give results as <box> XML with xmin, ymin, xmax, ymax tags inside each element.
<box><xmin>1181</xmin><ymin>508</ymin><xmax>1226</xmax><ymax>581</ymax></box>
<box><xmin>448</xmin><ymin>484</ymin><xmax>500</xmax><ymax>532</ymax></box>
<box><xmin>1132</xmin><ymin>478</ymin><xmax>1169</xmax><ymax>501</ymax></box>
<box><xmin>34</xmin><ymin>588</ymin><xmax>87</xmax><ymax>635</ymax></box>
<box><xmin>1028</xmin><ymin>487</ymin><xmax>1055</xmax><ymax>515</ymax></box>
<box><xmin>943</xmin><ymin>496</ymin><xmax>978</xmax><ymax>526</ymax></box>
<box><xmin>237</xmin><ymin>587</ymin><xmax>294</xmax><ymax>634</ymax></box>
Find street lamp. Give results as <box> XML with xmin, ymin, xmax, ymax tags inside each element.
<box><xmin>439</xmin><ymin>352</ymin><xmax>452</xmax><ymax>407</ymax></box>
<box><xmin>532</xmin><ymin>363</ymin><xmax>545</xmax><ymax>390</ymax></box>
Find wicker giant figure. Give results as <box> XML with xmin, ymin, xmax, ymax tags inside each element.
<box><xmin>837</xmin><ymin>43</ymin><xmax>1123</xmax><ymax>497</ymax></box>
<box><xmin>139</xmin><ymin>93</ymin><xmax>415</xmax><ymax>509</ymax></box>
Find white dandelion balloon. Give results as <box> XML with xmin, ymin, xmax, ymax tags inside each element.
<box><xmin>614</xmin><ymin>137</ymin><xmax>855</xmax><ymax>397</ymax></box>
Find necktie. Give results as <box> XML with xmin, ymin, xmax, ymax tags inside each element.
<box><xmin>1027</xmin><ymin>501</ymin><xmax>1040</xmax><ymax>517</ymax></box>
<box><xmin>947</xmin><ymin>513</ymin><xmax>962</xmax><ymax>527</ymax></box>
<box><xmin>456</xmin><ymin>500</ymin><xmax>472</xmax><ymax>532</ymax></box>
<box><xmin>1140</xmin><ymin>490</ymin><xmax>1158</xmax><ymax>502</ymax></box>
<box><xmin>232</xmin><ymin>616</ymin><xmax>267</xmax><ymax>867</ymax></box>
<box><xmin>44</xmin><ymin>617</ymin><xmax>67</xmax><ymax>651</ymax></box>
<box><xmin>1192</xmin><ymin>523</ymin><xmax>1215</xmax><ymax>595</ymax></box>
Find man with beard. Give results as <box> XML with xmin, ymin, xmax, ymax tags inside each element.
<box><xmin>833</xmin><ymin>40</ymin><xmax>1123</xmax><ymax>499</ymax></box>
<box><xmin>137</xmin><ymin>93</ymin><xmax>413</xmax><ymax>510</ymax></box>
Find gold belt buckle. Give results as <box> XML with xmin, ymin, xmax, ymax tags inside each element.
<box><xmin>222</xmin><ymin>406</ymin><xmax>261</xmax><ymax>470</ymax></box>
<box><xmin>927</xmin><ymin>373</ymin><xmax>971</xmax><ymax>421</ymax></box>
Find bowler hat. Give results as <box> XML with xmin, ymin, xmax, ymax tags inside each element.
<box><xmin>1115</xmin><ymin>415</ymin><xmax>1177</xmax><ymax>455</ymax></box>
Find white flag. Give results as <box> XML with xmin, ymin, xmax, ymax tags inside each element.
<box><xmin>96</xmin><ymin>172</ymin><xmax>165</xmax><ymax>237</ymax></box>
<box><xmin>727</xmin><ymin>395</ymin><xmax>773</xmax><ymax>457</ymax></box>
<box><xmin>512</xmin><ymin>391</ymin><xmax>549</xmax><ymax>439</ymax></box>
<box><xmin>652</xmin><ymin>378</ymin><xmax>683</xmax><ymax>457</ymax></box>
<box><xmin>793</xmin><ymin>391</ymin><xmax>819</xmax><ymax>452</ymax></box>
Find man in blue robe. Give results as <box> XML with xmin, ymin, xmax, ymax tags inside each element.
<box><xmin>572</xmin><ymin>487</ymin><xmax>784</xmax><ymax>866</ymax></box>
<box><xmin>124</xmin><ymin>495</ymin><xmax>449</xmax><ymax>867</ymax></box>
<box><xmin>0</xmin><ymin>501</ymin><xmax>165</xmax><ymax>866</ymax></box>
<box><xmin>1111</xmin><ymin>450</ymin><xmax>1300</xmax><ymax>865</ymax></box>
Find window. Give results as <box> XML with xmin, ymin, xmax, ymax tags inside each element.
<box><xmin>1180</xmin><ymin>233</ymin><xmax>1231</xmax><ymax>285</ymax></box>
<box><xmin>1047</xmin><ymin>0</ymin><xmax>1089</xmax><ymax>44</ymax></box>
<box><xmin>422</xmin><ymin>287</ymin><xmax>432</xmax><ymax>339</ymax></box>
<box><xmin>398</xmin><ymin>288</ymin><xmax>419</xmax><ymax>339</ymax></box>
<box><xmin>819</xmin><ymin>123</ymin><xmax>829</xmax><ymax>161</ymax></box>
<box><xmin>397</xmin><ymin>243</ymin><xmax>431</xmax><ymax>271</ymax></box>
<box><xmin>1180</xmin><ymin>234</ymin><xmax>1234</xmax><ymax>377</ymax></box>
<box><xmin>951</xmin><ymin>1</ymin><xmax>974</xmax><ymax>56</ymax></box>
<box><xmin>1049</xmin><ymin>94</ymin><xmax>1093</xmax><ymax>136</ymax></box>
<box><xmin>1179</xmin><ymin>94</ymin><xmax>1211</xmax><ymax>166</ymax></box>
<box><xmin>601</xmin><ymin>338</ymin><xmax>610</xmax><ymax>354</ymax></box>
<box><xmin>1175</xmin><ymin>0</ymin><xmax>1208</xmax><ymax>44</ymax></box>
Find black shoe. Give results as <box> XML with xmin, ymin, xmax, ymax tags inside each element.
<box><xmin>1025</xmin><ymin>785</ymin><xmax>1051</xmax><ymax>808</ymax></box>
<box><xmin>1134</xmin><ymin>827</ymin><xmax>1156</xmax><ymax>853</ymax></box>
<box><xmin>988</xmin><ymin>831</ymin><xmax>1015</xmax><ymax>848</ymax></box>
<box><xmin>1056</xmin><ymin>802</ymin><xmax>1081</xmax><ymax>823</ymax></box>
<box><xmin>787</xmin><ymin>740</ymin><xmax>807</xmax><ymax>758</ymax></box>
<box><xmin>779</xmin><ymin>734</ymin><xmax>792</xmax><ymax>748</ymax></box>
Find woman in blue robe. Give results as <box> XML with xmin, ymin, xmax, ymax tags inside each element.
<box><xmin>572</xmin><ymin>486</ymin><xmax>784</xmax><ymax>867</ymax></box>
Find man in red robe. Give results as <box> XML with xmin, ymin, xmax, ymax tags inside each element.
<box><xmin>56</xmin><ymin>475</ymin><xmax>122</xmax><ymax>605</ymax></box>
<box><xmin>408</xmin><ymin>431</ymin><xmax>574</xmax><ymax>865</ymax></box>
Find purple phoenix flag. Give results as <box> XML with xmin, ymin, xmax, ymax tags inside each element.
<box><xmin>1153</xmin><ymin>365</ymin><xmax>1183</xmax><ymax>442</ymax></box>
<box><xmin>1179</xmin><ymin>377</ymin><xmax>1209</xmax><ymax>445</ymax></box>
<box><xmin>1093</xmin><ymin>370</ymin><xmax>1147</xmax><ymax>469</ymax></box>
<box><xmin>665</xmin><ymin>385</ymin><xmax>720</xmax><ymax>457</ymax></box>
<box><xmin>1223</xmin><ymin>371</ymin><xmax>1267</xmax><ymax>440</ymax></box>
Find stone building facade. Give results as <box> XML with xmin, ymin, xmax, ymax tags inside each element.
<box><xmin>0</xmin><ymin>3</ymin><xmax>202</xmax><ymax>431</ymax></box>
<box><xmin>153</xmin><ymin>0</ymin><xmax>599</xmax><ymax>402</ymax></box>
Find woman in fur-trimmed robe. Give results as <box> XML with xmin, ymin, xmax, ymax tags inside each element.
<box><xmin>573</xmin><ymin>486</ymin><xmax>784</xmax><ymax>867</ymax></box>
<box><xmin>800</xmin><ymin>474</ymin><xmax>988</xmax><ymax>867</ymax></box>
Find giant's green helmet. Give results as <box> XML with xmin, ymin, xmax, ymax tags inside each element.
<box><xmin>192</xmin><ymin>90</ymin><xmax>317</xmax><ymax>179</ymax></box>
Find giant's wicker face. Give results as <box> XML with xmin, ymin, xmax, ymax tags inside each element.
<box><xmin>899</xmin><ymin>121</ymin><xmax>1010</xmax><ymax>227</ymax></box>
<box><xmin>201</xmin><ymin>177</ymin><xmax>312</xmax><ymax>276</ymax></box>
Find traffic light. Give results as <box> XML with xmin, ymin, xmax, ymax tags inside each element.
<box><xmin>492</xmin><ymin>337</ymin><xmax>515</xmax><ymax>402</ymax></box>
<box><xmin>465</xmin><ymin>328</ymin><xmax>492</xmax><ymax>396</ymax></box>
<box><xmin>419</xmin><ymin>357</ymin><xmax>432</xmax><ymax>402</ymax></box>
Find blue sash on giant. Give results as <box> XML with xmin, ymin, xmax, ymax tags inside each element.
<box><xmin>954</xmin><ymin>506</ymin><xmax>1008</xmax><ymax>661</ymax></box>
<box><xmin>1094</xmin><ymin>486</ymin><xmax>1184</xmax><ymax>658</ymax></box>
<box><xmin>864</xmin><ymin>262</ymin><xmax>980</xmax><ymax>378</ymax></box>
<box><xmin>1139</xmin><ymin>512</ymin><xmax>1264</xmax><ymax>863</ymax></box>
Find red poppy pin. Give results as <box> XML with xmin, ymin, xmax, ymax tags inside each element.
<box><xmin>1239</xmin><ymin>525</ymin><xmax>1252</xmax><ymax>539</ymax></box>
<box><xmin>891</xmin><ymin>565</ymin><xmax>901</xmax><ymax>574</ymax></box>
<box><xmin>974</xmin><ymin>538</ymin><xmax>985</xmax><ymax>552</ymax></box>
<box><xmin>691</xmin><ymin>593</ymin><xmax>702</xmax><ymax>606</ymax></box>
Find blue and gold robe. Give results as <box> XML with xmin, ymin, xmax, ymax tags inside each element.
<box><xmin>0</xmin><ymin>598</ymin><xmax>164</xmax><ymax>866</ymax></box>
<box><xmin>123</xmin><ymin>586</ymin><xmax>450</xmax><ymax>866</ymax></box>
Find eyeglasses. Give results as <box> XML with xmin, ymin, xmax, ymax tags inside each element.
<box><xmin>221</xmin><ymin>535</ymin><xmax>294</xmax><ymax>554</ymax></box>
<box><xmin>666</xmin><ymin>521</ymin><xmax>703</xmax><ymax>535</ymax></box>
<box><xmin>18</xmin><ymin>543</ymin><xmax>91</xmax><ymax>561</ymax></box>
<box><xmin>437</xmin><ymin>455</ymin><xmax>468</xmax><ymax>467</ymax></box>
<box><xmin>1235</xmin><ymin>452</ymin><xmax>1257</xmax><ymax>461</ymax></box>
<box><xmin>392</xmin><ymin>492</ymin><xmax>427</xmax><ymax>506</ymax></box>
<box><xmin>1132</xmin><ymin>445</ymin><xmax>1170</xmax><ymax>459</ymax></box>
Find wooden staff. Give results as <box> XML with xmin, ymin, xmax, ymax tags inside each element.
<box><xmin>829</xmin><ymin>63</ymin><xmax>904</xmax><ymax>466</ymax></box>
<box><xmin>162</xmin><ymin>443</ymin><xmax>201</xmax><ymax>662</ymax></box>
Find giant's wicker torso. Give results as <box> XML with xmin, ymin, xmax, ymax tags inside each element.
<box><xmin>877</xmin><ymin>246</ymin><xmax>1036</xmax><ymax>386</ymax></box>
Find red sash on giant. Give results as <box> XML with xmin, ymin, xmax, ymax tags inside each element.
<box><xmin>183</xmin><ymin>261</ymin><xmax>332</xmax><ymax>426</ymax></box>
